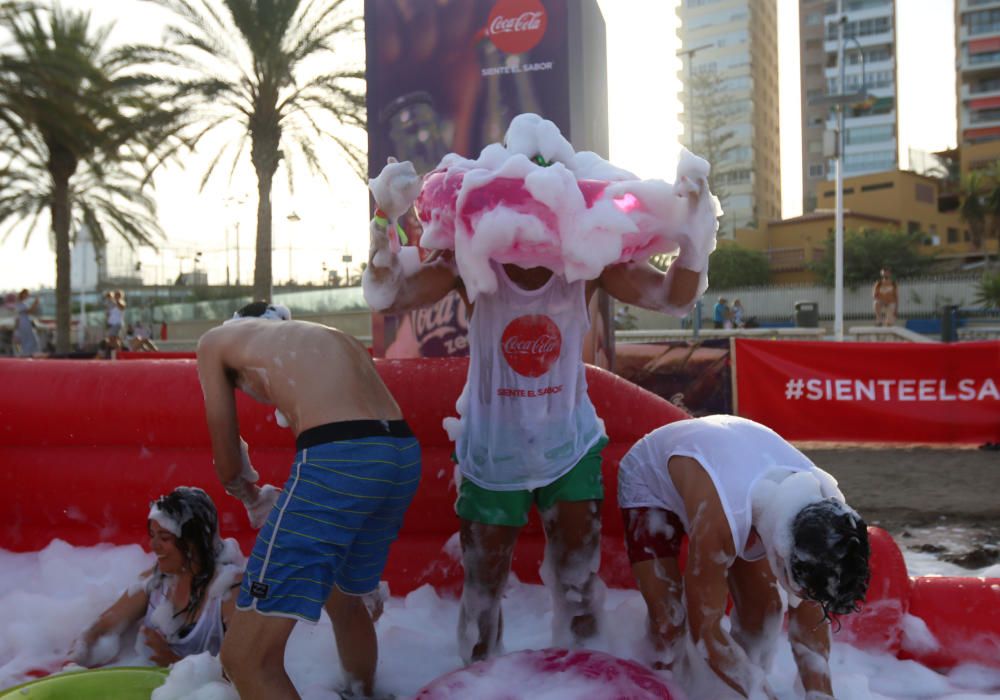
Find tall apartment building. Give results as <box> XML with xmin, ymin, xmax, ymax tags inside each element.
<box><xmin>677</xmin><ymin>0</ymin><xmax>781</xmax><ymax>238</ymax></box>
<box><xmin>800</xmin><ymin>0</ymin><xmax>898</xmax><ymax>211</ymax></box>
<box><xmin>955</xmin><ymin>0</ymin><xmax>1000</xmax><ymax>175</ymax></box>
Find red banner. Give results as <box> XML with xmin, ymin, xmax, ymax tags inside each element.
<box><xmin>733</xmin><ymin>339</ymin><xmax>1000</xmax><ymax>444</ymax></box>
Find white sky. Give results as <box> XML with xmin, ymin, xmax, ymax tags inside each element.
<box><xmin>0</xmin><ymin>0</ymin><xmax>956</xmax><ymax>290</ymax></box>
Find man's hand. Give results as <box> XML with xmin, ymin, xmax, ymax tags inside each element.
<box><xmin>225</xmin><ymin>477</ymin><xmax>280</xmax><ymax>529</ymax></box>
<box><xmin>369</xmin><ymin>157</ymin><xmax>422</xmax><ymax>221</ymax></box>
<box><xmin>672</xmin><ymin>174</ymin><xmax>718</xmax><ymax>274</ymax></box>
<box><xmin>141</xmin><ymin>626</ymin><xmax>180</xmax><ymax>666</ymax></box>
<box><xmin>246</xmin><ymin>484</ymin><xmax>280</xmax><ymax>529</ymax></box>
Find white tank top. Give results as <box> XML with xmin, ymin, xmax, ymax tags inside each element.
<box><xmin>455</xmin><ymin>264</ymin><xmax>604</xmax><ymax>490</ymax></box>
<box><xmin>142</xmin><ymin>578</ymin><xmax>226</xmax><ymax>658</ymax></box>
<box><xmin>618</xmin><ymin>415</ymin><xmax>840</xmax><ymax>559</ymax></box>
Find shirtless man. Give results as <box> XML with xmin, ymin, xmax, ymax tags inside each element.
<box><xmin>618</xmin><ymin>415</ymin><xmax>870</xmax><ymax>699</ymax></box>
<box><xmin>363</xmin><ymin>149</ymin><xmax>714</xmax><ymax>663</ymax></box>
<box><xmin>872</xmin><ymin>267</ymin><xmax>899</xmax><ymax>327</ymax></box>
<box><xmin>197</xmin><ymin>302</ymin><xmax>420</xmax><ymax>700</ymax></box>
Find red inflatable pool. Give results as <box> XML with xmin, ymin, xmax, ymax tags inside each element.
<box><xmin>0</xmin><ymin>357</ymin><xmax>997</xmax><ymax>672</ymax></box>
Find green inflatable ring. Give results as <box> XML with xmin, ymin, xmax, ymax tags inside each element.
<box><xmin>0</xmin><ymin>667</ymin><xmax>169</xmax><ymax>699</ymax></box>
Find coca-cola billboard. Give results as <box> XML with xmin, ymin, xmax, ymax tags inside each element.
<box><xmin>365</xmin><ymin>0</ymin><xmax>610</xmax><ymax>364</ymax></box>
<box><xmin>487</xmin><ymin>0</ymin><xmax>548</xmax><ymax>54</ymax></box>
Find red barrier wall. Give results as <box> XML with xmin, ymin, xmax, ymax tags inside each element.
<box><xmin>0</xmin><ymin>357</ymin><xmax>684</xmax><ymax>592</ymax></box>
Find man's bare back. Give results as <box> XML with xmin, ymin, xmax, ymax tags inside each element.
<box><xmin>198</xmin><ymin>319</ymin><xmax>401</xmax><ymax>436</ymax></box>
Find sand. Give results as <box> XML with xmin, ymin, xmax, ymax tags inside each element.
<box><xmin>796</xmin><ymin>442</ymin><xmax>1000</xmax><ymax>569</ymax></box>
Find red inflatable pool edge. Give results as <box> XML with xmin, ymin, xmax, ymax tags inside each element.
<box><xmin>0</xmin><ymin>358</ymin><xmax>997</xmax><ymax>673</ymax></box>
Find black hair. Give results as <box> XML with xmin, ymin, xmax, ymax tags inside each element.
<box><xmin>235</xmin><ymin>300</ymin><xmax>270</xmax><ymax>318</ymax></box>
<box><xmin>150</xmin><ymin>487</ymin><xmax>219</xmax><ymax>625</ymax></box>
<box><xmin>789</xmin><ymin>498</ymin><xmax>870</xmax><ymax>620</ymax></box>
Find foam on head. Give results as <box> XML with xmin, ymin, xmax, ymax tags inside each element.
<box><xmin>415</xmin><ymin>112</ymin><xmax>722</xmax><ymax>305</ymax></box>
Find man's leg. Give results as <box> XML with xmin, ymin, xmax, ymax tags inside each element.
<box><xmin>220</xmin><ymin>609</ymin><xmax>298</xmax><ymax>700</ymax></box>
<box><xmin>623</xmin><ymin>506</ymin><xmax>687</xmax><ymax>667</ymax></box>
<box><xmin>633</xmin><ymin>557</ymin><xmax>686</xmax><ymax>667</ymax></box>
<box><xmin>326</xmin><ymin>587</ymin><xmax>377</xmax><ymax>697</ymax></box>
<box><xmin>726</xmin><ymin>556</ymin><xmax>785</xmax><ymax>671</ymax></box>
<box><xmin>541</xmin><ymin>498</ymin><xmax>603</xmax><ymax>644</ymax></box>
<box><xmin>457</xmin><ymin>518</ymin><xmax>521</xmax><ymax>664</ymax></box>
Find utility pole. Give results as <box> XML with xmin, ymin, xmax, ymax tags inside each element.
<box><xmin>811</xmin><ymin>3</ymin><xmax>865</xmax><ymax>340</ymax></box>
<box><xmin>678</xmin><ymin>42</ymin><xmax>713</xmax><ymax>339</ymax></box>
<box><xmin>834</xmin><ymin>1</ymin><xmax>846</xmax><ymax>341</ymax></box>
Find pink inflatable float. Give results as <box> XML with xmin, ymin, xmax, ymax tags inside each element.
<box><xmin>407</xmin><ymin>113</ymin><xmax>720</xmax><ymax>302</ymax></box>
<box><xmin>413</xmin><ymin>648</ymin><xmax>679</xmax><ymax>700</ymax></box>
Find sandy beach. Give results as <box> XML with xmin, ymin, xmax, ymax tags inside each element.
<box><xmin>797</xmin><ymin>442</ymin><xmax>1000</xmax><ymax>569</ymax></box>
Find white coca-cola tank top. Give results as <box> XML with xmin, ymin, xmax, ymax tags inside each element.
<box><xmin>618</xmin><ymin>415</ymin><xmax>843</xmax><ymax>559</ymax></box>
<box><xmin>455</xmin><ymin>263</ymin><xmax>605</xmax><ymax>490</ymax></box>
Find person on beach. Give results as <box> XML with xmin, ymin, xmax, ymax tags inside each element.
<box><xmin>873</xmin><ymin>267</ymin><xmax>899</xmax><ymax>327</ymax></box>
<box><xmin>618</xmin><ymin>415</ymin><xmax>870</xmax><ymax>699</ymax></box>
<box><xmin>197</xmin><ymin>302</ymin><xmax>420</xmax><ymax>700</ymax></box>
<box><xmin>362</xmin><ymin>117</ymin><xmax>718</xmax><ymax>663</ymax></box>
<box><xmin>71</xmin><ymin>487</ymin><xmax>243</xmax><ymax>667</ymax></box>
<box><xmin>14</xmin><ymin>289</ymin><xmax>40</xmax><ymax>357</ymax></box>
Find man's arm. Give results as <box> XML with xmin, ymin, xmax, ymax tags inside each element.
<box><xmin>364</xmin><ymin>218</ymin><xmax>460</xmax><ymax>314</ymax></box>
<box><xmin>598</xmin><ymin>260</ymin><xmax>703</xmax><ymax>316</ymax></box>
<box><xmin>195</xmin><ymin>332</ymin><xmax>243</xmax><ymax>487</ymax></box>
<box><xmin>788</xmin><ymin>601</ymin><xmax>834</xmax><ymax>698</ymax></box>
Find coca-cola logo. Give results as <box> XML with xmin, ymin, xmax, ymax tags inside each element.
<box><xmin>487</xmin><ymin>0</ymin><xmax>548</xmax><ymax>55</ymax></box>
<box><xmin>501</xmin><ymin>314</ymin><xmax>562</xmax><ymax>377</ymax></box>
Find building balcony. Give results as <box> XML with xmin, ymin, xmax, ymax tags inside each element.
<box><xmin>961</xmin><ymin>0</ymin><xmax>1000</xmax><ymax>12</ymax></box>
<box><xmin>962</xmin><ymin>80</ymin><xmax>1000</xmax><ymax>101</ymax></box>
<box><xmin>964</xmin><ymin>52</ymin><xmax>1000</xmax><ymax>72</ymax></box>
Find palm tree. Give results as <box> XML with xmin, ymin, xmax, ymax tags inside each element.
<box><xmin>150</xmin><ymin>0</ymin><xmax>367</xmax><ymax>302</ymax></box>
<box><xmin>0</xmin><ymin>4</ymin><xmax>182</xmax><ymax>352</ymax></box>
<box><xmin>959</xmin><ymin>171</ymin><xmax>987</xmax><ymax>252</ymax></box>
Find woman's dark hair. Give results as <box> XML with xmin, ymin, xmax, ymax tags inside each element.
<box><xmin>789</xmin><ymin>498</ymin><xmax>870</xmax><ymax>620</ymax></box>
<box><xmin>150</xmin><ymin>487</ymin><xmax>219</xmax><ymax>624</ymax></box>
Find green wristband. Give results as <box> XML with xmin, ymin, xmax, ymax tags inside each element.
<box><xmin>372</xmin><ymin>216</ymin><xmax>409</xmax><ymax>246</ymax></box>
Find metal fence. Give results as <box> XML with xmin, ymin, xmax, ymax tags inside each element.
<box><xmin>709</xmin><ymin>273</ymin><xmax>989</xmax><ymax>323</ymax></box>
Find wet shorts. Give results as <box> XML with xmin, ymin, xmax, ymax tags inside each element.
<box><xmin>455</xmin><ymin>437</ymin><xmax>608</xmax><ymax>527</ymax></box>
<box><xmin>621</xmin><ymin>507</ymin><xmax>685</xmax><ymax>564</ymax></box>
<box><xmin>237</xmin><ymin>420</ymin><xmax>421</xmax><ymax>622</ymax></box>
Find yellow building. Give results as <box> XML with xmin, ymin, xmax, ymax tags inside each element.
<box><xmin>730</xmin><ymin>170</ymin><xmax>996</xmax><ymax>284</ymax></box>
<box><xmin>731</xmin><ymin>211</ymin><xmax>900</xmax><ymax>285</ymax></box>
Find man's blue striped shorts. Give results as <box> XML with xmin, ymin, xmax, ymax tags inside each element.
<box><xmin>237</xmin><ymin>420</ymin><xmax>421</xmax><ymax>622</ymax></box>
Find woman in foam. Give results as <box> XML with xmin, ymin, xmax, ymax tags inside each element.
<box><xmin>618</xmin><ymin>415</ymin><xmax>870</xmax><ymax>700</ymax></box>
<box><xmin>70</xmin><ymin>487</ymin><xmax>244</xmax><ymax>667</ymax></box>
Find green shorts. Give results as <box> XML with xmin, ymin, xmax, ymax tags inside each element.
<box><xmin>455</xmin><ymin>437</ymin><xmax>608</xmax><ymax>527</ymax></box>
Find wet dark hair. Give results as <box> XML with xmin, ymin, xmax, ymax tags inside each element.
<box><xmin>789</xmin><ymin>498</ymin><xmax>870</xmax><ymax>620</ymax></box>
<box><xmin>150</xmin><ymin>487</ymin><xmax>219</xmax><ymax>624</ymax></box>
<box><xmin>235</xmin><ymin>300</ymin><xmax>270</xmax><ymax>318</ymax></box>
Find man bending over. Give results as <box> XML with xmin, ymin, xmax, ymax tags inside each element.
<box><xmin>619</xmin><ymin>415</ymin><xmax>870</xmax><ymax>699</ymax></box>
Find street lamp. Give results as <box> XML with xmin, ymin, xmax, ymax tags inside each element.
<box><xmin>286</xmin><ymin>211</ymin><xmax>301</xmax><ymax>286</ymax></box>
<box><xmin>809</xmin><ymin>2</ymin><xmax>867</xmax><ymax>341</ymax></box>
<box><xmin>677</xmin><ymin>42</ymin><xmax>713</xmax><ymax>338</ymax></box>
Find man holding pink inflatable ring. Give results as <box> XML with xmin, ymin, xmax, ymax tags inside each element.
<box><xmin>363</xmin><ymin>113</ymin><xmax>720</xmax><ymax>664</ymax></box>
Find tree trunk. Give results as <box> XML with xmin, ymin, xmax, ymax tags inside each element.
<box><xmin>252</xmin><ymin>165</ymin><xmax>275</xmax><ymax>303</ymax></box>
<box><xmin>49</xmin><ymin>149</ymin><xmax>76</xmax><ymax>354</ymax></box>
